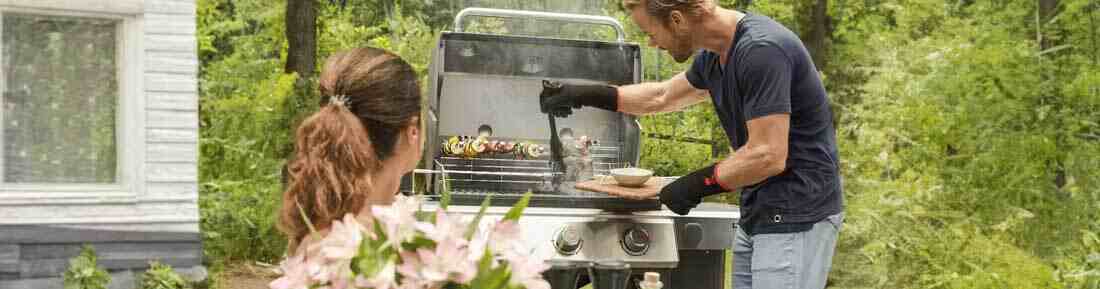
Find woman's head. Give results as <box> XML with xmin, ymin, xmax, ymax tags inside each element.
<box><xmin>279</xmin><ymin>47</ymin><xmax>422</xmax><ymax>249</ymax></box>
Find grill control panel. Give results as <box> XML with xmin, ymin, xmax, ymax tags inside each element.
<box><xmin>532</xmin><ymin>218</ymin><xmax>678</xmax><ymax>268</ymax></box>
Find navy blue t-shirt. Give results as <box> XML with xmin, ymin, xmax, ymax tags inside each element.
<box><xmin>685</xmin><ymin>13</ymin><xmax>843</xmax><ymax>235</ymax></box>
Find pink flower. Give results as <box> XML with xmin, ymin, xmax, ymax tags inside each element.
<box><xmin>416</xmin><ymin>208</ymin><xmax>468</xmax><ymax>245</ymax></box>
<box><xmin>502</xmin><ymin>251</ymin><xmax>550</xmax><ymax>289</ymax></box>
<box><xmin>301</xmin><ymin>214</ymin><xmax>367</xmax><ymax>289</ymax></box>
<box><xmin>396</xmin><ymin>251</ymin><xmax>424</xmax><ymax>280</ymax></box>
<box><xmin>422</xmin><ymin>238</ymin><xmax>477</xmax><ymax>283</ymax></box>
<box><xmin>372</xmin><ymin>195</ymin><xmax>422</xmax><ymax>247</ymax></box>
<box><xmin>399</xmin><ymin>238</ymin><xmax>476</xmax><ymax>285</ymax></box>
<box><xmin>271</xmin><ymin>194</ymin><xmax>551</xmax><ymax>289</ymax></box>
<box><xmin>488</xmin><ymin>220</ymin><xmax>523</xmax><ymax>255</ymax></box>
<box><xmin>321</xmin><ymin>214</ymin><xmax>365</xmax><ymax>260</ymax></box>
<box><xmin>354</xmin><ymin>262</ymin><xmax>398</xmax><ymax>289</ymax></box>
<box><xmin>270</xmin><ymin>253</ymin><xmax>310</xmax><ymax>289</ymax></box>
<box><xmin>466</xmin><ymin>224</ymin><xmax>491</xmax><ymax>264</ymax></box>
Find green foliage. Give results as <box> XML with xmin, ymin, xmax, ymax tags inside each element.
<box><xmin>503</xmin><ymin>192</ymin><xmax>533</xmax><ymax>222</ymax></box>
<box><xmin>197</xmin><ymin>0</ymin><xmax>300</xmax><ymax>267</ymax></box>
<box><xmin>139</xmin><ymin>262</ymin><xmax>193</xmax><ymax>289</ymax></box>
<box><xmin>466</xmin><ymin>196</ymin><xmax>493</xmax><ymax>239</ymax></box>
<box><xmin>469</xmin><ymin>250</ymin><xmax>512</xmax><ymax>289</ymax></box>
<box><xmin>197</xmin><ymin>71</ymin><xmax>300</xmax><ymax>265</ymax></box>
<box><xmin>822</xmin><ymin>0</ymin><xmax>1100</xmax><ymax>288</ymax></box>
<box><xmin>63</xmin><ymin>245</ymin><xmax>111</xmax><ymax>289</ymax></box>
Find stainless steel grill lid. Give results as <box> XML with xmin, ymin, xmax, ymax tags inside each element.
<box><xmin>403</xmin><ymin>9</ymin><xmax>658</xmax><ymax>211</ymax></box>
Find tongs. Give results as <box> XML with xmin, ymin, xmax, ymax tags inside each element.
<box><xmin>541</xmin><ymin>80</ymin><xmax>567</xmax><ymax>186</ymax></box>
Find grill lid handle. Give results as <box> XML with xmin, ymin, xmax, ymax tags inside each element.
<box><xmin>453</xmin><ymin>7</ymin><xmax>627</xmax><ymax>43</ymax></box>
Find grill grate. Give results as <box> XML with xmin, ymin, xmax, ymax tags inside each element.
<box><xmin>430</xmin><ymin>153</ymin><xmax>661</xmax><ymax>210</ymax></box>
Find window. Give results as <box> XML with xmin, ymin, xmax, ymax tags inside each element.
<box><xmin>0</xmin><ymin>11</ymin><xmax>126</xmax><ymax>186</ymax></box>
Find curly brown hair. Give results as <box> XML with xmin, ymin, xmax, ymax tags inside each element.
<box><xmin>278</xmin><ymin>47</ymin><xmax>421</xmax><ymax>252</ymax></box>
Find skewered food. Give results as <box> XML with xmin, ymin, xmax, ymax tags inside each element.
<box><xmin>450</xmin><ymin>138</ymin><xmax>464</xmax><ymax>156</ymax></box>
<box><xmin>439</xmin><ymin>136</ymin><xmax>546</xmax><ymax>159</ymax></box>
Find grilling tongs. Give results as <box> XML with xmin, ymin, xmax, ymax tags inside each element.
<box><xmin>541</xmin><ymin>80</ymin><xmax>568</xmax><ymax>187</ymax></box>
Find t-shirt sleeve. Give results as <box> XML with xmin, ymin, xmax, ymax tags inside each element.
<box><xmin>738</xmin><ymin>43</ymin><xmax>793</xmax><ymax>120</ymax></box>
<box><xmin>685</xmin><ymin>50</ymin><xmax>710</xmax><ymax>90</ymax></box>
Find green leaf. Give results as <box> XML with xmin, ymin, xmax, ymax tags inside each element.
<box><xmin>465</xmin><ymin>195</ymin><xmax>492</xmax><ymax>239</ymax></box>
<box><xmin>63</xmin><ymin>245</ymin><xmax>110</xmax><ymax>289</ymax></box>
<box><xmin>372</xmin><ymin>218</ymin><xmax>389</xmax><ymax>242</ymax></box>
<box><xmin>296</xmin><ymin>200</ymin><xmax>320</xmax><ymax>239</ymax></box>
<box><xmin>469</xmin><ymin>250</ymin><xmax>496</xmax><ymax>288</ymax></box>
<box><xmin>503</xmin><ymin>191</ymin><xmax>532</xmax><ymax>222</ymax></box>
<box><xmin>440</xmin><ymin>178</ymin><xmax>452</xmax><ymax>210</ymax></box>
<box><xmin>484</xmin><ymin>264</ymin><xmax>513</xmax><ymax>289</ymax></box>
<box><xmin>415</xmin><ymin>210</ymin><xmax>435</xmax><ymax>222</ymax></box>
<box><xmin>403</xmin><ymin>235</ymin><xmax>436</xmax><ymax>251</ymax></box>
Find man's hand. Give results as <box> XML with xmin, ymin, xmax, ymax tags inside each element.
<box><xmin>658</xmin><ymin>164</ymin><xmax>730</xmax><ymax>215</ymax></box>
<box><xmin>539</xmin><ymin>80</ymin><xmax>618</xmax><ymax>117</ymax></box>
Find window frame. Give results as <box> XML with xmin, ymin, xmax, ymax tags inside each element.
<box><xmin>0</xmin><ymin>6</ymin><xmax>145</xmax><ymax>201</ymax></box>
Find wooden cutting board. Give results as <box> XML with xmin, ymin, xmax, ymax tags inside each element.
<box><xmin>574</xmin><ymin>178</ymin><xmax>664</xmax><ymax>200</ymax></box>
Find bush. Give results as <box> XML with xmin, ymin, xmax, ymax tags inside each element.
<box><xmin>198</xmin><ymin>73</ymin><xmax>300</xmax><ymax>265</ymax></box>
<box><xmin>139</xmin><ymin>262</ymin><xmax>192</xmax><ymax>289</ymax></box>
<box><xmin>63</xmin><ymin>245</ymin><xmax>110</xmax><ymax>289</ymax></box>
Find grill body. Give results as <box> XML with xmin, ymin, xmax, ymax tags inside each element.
<box><xmin>400</xmin><ymin>8</ymin><xmax>739</xmax><ymax>289</ymax></box>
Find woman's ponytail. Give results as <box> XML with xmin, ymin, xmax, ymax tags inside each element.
<box><xmin>277</xmin><ymin>47</ymin><xmax>422</xmax><ymax>252</ymax></box>
<box><xmin>278</xmin><ymin>100</ymin><xmax>380</xmax><ymax>251</ymax></box>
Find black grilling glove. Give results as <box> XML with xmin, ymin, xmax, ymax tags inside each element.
<box><xmin>540</xmin><ymin>80</ymin><xmax>619</xmax><ymax>118</ymax></box>
<box><xmin>659</xmin><ymin>164</ymin><xmax>731</xmax><ymax>215</ymax></box>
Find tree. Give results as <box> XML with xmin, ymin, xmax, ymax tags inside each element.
<box><xmin>1039</xmin><ymin>0</ymin><xmax>1060</xmax><ymax>49</ymax></box>
<box><xmin>285</xmin><ymin>0</ymin><xmax>317</xmax><ymax>79</ymax></box>
<box><xmin>800</xmin><ymin>0</ymin><xmax>831</xmax><ymax>70</ymax></box>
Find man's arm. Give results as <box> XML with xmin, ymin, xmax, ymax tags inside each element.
<box><xmin>616</xmin><ymin>72</ymin><xmax>709</xmax><ymax>115</ymax></box>
<box><xmin>650</xmin><ymin>44</ymin><xmax>794</xmax><ymax>215</ymax></box>
<box><xmin>713</xmin><ymin>114</ymin><xmax>790</xmax><ymax>189</ymax></box>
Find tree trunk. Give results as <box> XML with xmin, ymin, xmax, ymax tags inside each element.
<box><xmin>285</xmin><ymin>0</ymin><xmax>317</xmax><ymax>79</ymax></box>
<box><xmin>282</xmin><ymin>0</ymin><xmax>317</xmax><ymax>187</ymax></box>
<box><xmin>805</xmin><ymin>0</ymin><xmax>830</xmax><ymax>70</ymax></box>
<box><xmin>1039</xmin><ymin>0</ymin><xmax>1058</xmax><ymax>49</ymax></box>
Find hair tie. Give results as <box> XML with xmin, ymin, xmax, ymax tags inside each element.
<box><xmin>329</xmin><ymin>95</ymin><xmax>350</xmax><ymax>108</ymax></box>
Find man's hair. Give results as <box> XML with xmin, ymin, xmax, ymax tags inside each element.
<box><xmin>622</xmin><ymin>0</ymin><xmax>716</xmax><ymax>25</ymax></box>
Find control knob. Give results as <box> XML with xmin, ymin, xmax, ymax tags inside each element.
<box><xmin>553</xmin><ymin>226</ymin><xmax>582</xmax><ymax>256</ymax></box>
<box><xmin>621</xmin><ymin>226</ymin><xmax>651</xmax><ymax>256</ymax></box>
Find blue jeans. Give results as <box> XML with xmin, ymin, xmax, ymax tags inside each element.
<box><xmin>732</xmin><ymin>214</ymin><xmax>842</xmax><ymax>289</ymax></box>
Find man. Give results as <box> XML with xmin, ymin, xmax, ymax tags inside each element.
<box><xmin>539</xmin><ymin>0</ymin><xmax>843</xmax><ymax>288</ymax></box>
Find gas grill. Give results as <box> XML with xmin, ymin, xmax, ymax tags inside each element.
<box><xmin>403</xmin><ymin>8</ymin><xmax>739</xmax><ymax>289</ymax></box>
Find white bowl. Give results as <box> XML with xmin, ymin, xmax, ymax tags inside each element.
<box><xmin>610</xmin><ymin>167</ymin><xmax>653</xmax><ymax>187</ymax></box>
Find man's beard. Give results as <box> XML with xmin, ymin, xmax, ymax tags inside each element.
<box><xmin>667</xmin><ymin>30</ymin><xmax>695</xmax><ymax>63</ymax></box>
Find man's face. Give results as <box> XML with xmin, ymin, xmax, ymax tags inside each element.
<box><xmin>630</xmin><ymin>7</ymin><xmax>695</xmax><ymax>63</ymax></box>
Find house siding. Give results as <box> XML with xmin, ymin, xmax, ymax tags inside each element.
<box><xmin>0</xmin><ymin>0</ymin><xmax>204</xmax><ymax>287</ymax></box>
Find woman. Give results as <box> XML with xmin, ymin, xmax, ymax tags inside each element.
<box><xmin>278</xmin><ymin>47</ymin><xmax>422</xmax><ymax>253</ymax></box>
